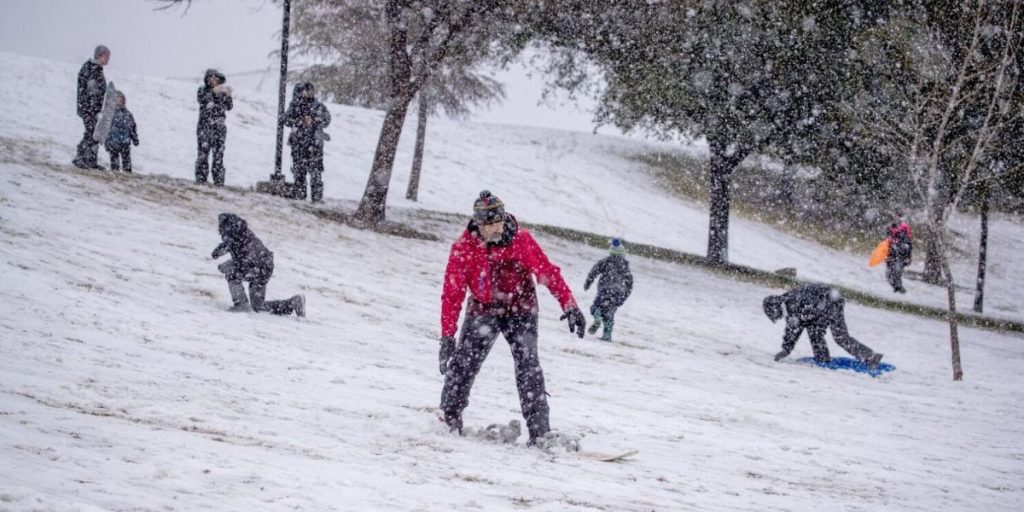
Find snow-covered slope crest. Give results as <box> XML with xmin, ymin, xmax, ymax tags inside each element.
<box><xmin>2</xmin><ymin>147</ymin><xmax>1024</xmax><ymax>509</ymax></box>
<box><xmin>0</xmin><ymin>51</ymin><xmax>1021</xmax><ymax>321</ymax></box>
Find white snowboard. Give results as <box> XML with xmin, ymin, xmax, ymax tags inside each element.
<box><xmin>581</xmin><ymin>449</ymin><xmax>639</xmax><ymax>462</ymax></box>
<box><xmin>92</xmin><ymin>81</ymin><xmax>118</xmax><ymax>143</ymax></box>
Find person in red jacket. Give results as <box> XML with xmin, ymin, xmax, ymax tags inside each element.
<box><xmin>438</xmin><ymin>190</ymin><xmax>586</xmax><ymax>446</ymax></box>
<box><xmin>885</xmin><ymin>211</ymin><xmax>913</xmax><ymax>293</ymax></box>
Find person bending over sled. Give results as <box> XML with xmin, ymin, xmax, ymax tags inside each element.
<box><xmin>211</xmin><ymin>213</ymin><xmax>305</xmax><ymax>317</ymax></box>
<box><xmin>438</xmin><ymin>191</ymin><xmax>586</xmax><ymax>447</ymax></box>
<box><xmin>762</xmin><ymin>283</ymin><xmax>882</xmax><ymax>369</ymax></box>
<box><xmin>584</xmin><ymin>237</ymin><xmax>633</xmax><ymax>342</ymax></box>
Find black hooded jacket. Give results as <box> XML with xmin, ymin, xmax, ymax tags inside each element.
<box><xmin>778</xmin><ymin>283</ymin><xmax>837</xmax><ymax>326</ymax></box>
<box><xmin>77</xmin><ymin>59</ymin><xmax>106</xmax><ymax>118</ymax></box>
<box><xmin>284</xmin><ymin>83</ymin><xmax>331</xmax><ymax>160</ymax></box>
<box><xmin>584</xmin><ymin>255</ymin><xmax>633</xmax><ymax>305</ymax></box>
<box><xmin>211</xmin><ymin>214</ymin><xmax>273</xmax><ymax>275</ymax></box>
<box><xmin>196</xmin><ymin>69</ymin><xmax>233</xmax><ymax>134</ymax></box>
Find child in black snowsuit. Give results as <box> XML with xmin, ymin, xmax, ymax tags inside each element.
<box><xmin>195</xmin><ymin>69</ymin><xmax>233</xmax><ymax>185</ymax></box>
<box><xmin>284</xmin><ymin>82</ymin><xmax>331</xmax><ymax>202</ymax></box>
<box><xmin>584</xmin><ymin>238</ymin><xmax>634</xmax><ymax>342</ymax></box>
<box><xmin>104</xmin><ymin>91</ymin><xmax>139</xmax><ymax>172</ymax></box>
<box><xmin>762</xmin><ymin>283</ymin><xmax>883</xmax><ymax>369</ymax></box>
<box><xmin>211</xmin><ymin>213</ymin><xmax>305</xmax><ymax>317</ymax></box>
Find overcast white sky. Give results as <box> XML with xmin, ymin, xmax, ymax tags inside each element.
<box><xmin>0</xmin><ymin>0</ymin><xmax>605</xmax><ymax>134</ymax></box>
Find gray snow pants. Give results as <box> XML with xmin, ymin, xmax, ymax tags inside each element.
<box><xmin>75</xmin><ymin>113</ymin><xmax>100</xmax><ymax>166</ymax></box>
<box><xmin>440</xmin><ymin>311</ymin><xmax>550</xmax><ymax>440</ymax></box>
<box><xmin>779</xmin><ymin>297</ymin><xmax>877</xmax><ymax>363</ymax></box>
<box><xmin>886</xmin><ymin>257</ymin><xmax>906</xmax><ymax>292</ymax></box>
<box><xmin>218</xmin><ymin>258</ymin><xmax>296</xmax><ymax>315</ymax></box>
<box><xmin>292</xmin><ymin>157</ymin><xmax>324</xmax><ymax>202</ymax></box>
<box><xmin>196</xmin><ymin>128</ymin><xmax>227</xmax><ymax>185</ymax></box>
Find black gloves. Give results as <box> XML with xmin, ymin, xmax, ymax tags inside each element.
<box><xmin>439</xmin><ymin>336</ymin><xmax>456</xmax><ymax>375</ymax></box>
<box><xmin>560</xmin><ymin>307</ymin><xmax>586</xmax><ymax>338</ymax></box>
<box><xmin>774</xmin><ymin>350</ymin><xmax>789</xmax><ymax>362</ymax></box>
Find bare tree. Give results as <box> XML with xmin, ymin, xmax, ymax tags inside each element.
<box><xmin>301</xmin><ymin>0</ymin><xmax>507</xmax><ymax>224</ymax></box>
<box><xmin>289</xmin><ymin>1</ymin><xmax>504</xmax><ymax>203</ymax></box>
<box><xmin>405</xmin><ymin>66</ymin><xmax>505</xmax><ymax>201</ymax></box>
<box><xmin>852</xmin><ymin>0</ymin><xmax>1022</xmax><ymax>380</ymax></box>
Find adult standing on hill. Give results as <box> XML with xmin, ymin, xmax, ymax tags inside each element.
<box><xmin>195</xmin><ymin>69</ymin><xmax>233</xmax><ymax>186</ymax></box>
<box><xmin>73</xmin><ymin>45</ymin><xmax>110</xmax><ymax>170</ymax></box>
<box><xmin>885</xmin><ymin>212</ymin><xmax>913</xmax><ymax>293</ymax></box>
<box><xmin>438</xmin><ymin>191</ymin><xmax>586</xmax><ymax>447</ymax></box>
<box><xmin>284</xmin><ymin>82</ymin><xmax>331</xmax><ymax>202</ymax></box>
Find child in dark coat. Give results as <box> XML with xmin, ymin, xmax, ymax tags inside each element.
<box><xmin>211</xmin><ymin>213</ymin><xmax>305</xmax><ymax>317</ymax></box>
<box><xmin>104</xmin><ymin>91</ymin><xmax>139</xmax><ymax>172</ymax></box>
<box><xmin>584</xmin><ymin>238</ymin><xmax>634</xmax><ymax>342</ymax></box>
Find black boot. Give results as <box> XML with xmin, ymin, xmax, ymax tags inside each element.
<box><xmin>443</xmin><ymin>412</ymin><xmax>463</xmax><ymax>435</ymax></box>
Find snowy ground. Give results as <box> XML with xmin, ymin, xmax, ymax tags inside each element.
<box><xmin>2</xmin><ymin>52</ymin><xmax>1024</xmax><ymax>511</ymax></box>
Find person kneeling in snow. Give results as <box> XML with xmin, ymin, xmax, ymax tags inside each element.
<box><xmin>584</xmin><ymin>237</ymin><xmax>633</xmax><ymax>342</ymax></box>
<box><xmin>762</xmin><ymin>283</ymin><xmax>882</xmax><ymax>369</ymax></box>
<box><xmin>211</xmin><ymin>213</ymin><xmax>305</xmax><ymax>317</ymax></box>
<box><xmin>438</xmin><ymin>191</ymin><xmax>586</xmax><ymax>447</ymax></box>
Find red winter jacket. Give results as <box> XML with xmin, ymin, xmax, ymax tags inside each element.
<box><xmin>440</xmin><ymin>216</ymin><xmax>577</xmax><ymax>337</ymax></box>
<box><xmin>888</xmin><ymin>221</ymin><xmax>912</xmax><ymax>242</ymax></box>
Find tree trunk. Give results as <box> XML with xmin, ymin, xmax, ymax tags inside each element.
<box><xmin>354</xmin><ymin>99</ymin><xmax>412</xmax><ymax>224</ymax></box>
<box><xmin>941</xmin><ymin>255</ymin><xmax>964</xmax><ymax>381</ymax></box>
<box><xmin>706</xmin><ymin>141</ymin><xmax>746</xmax><ymax>265</ymax></box>
<box><xmin>923</xmin><ymin>166</ymin><xmax>952</xmax><ymax>284</ymax></box>
<box><xmin>922</xmin><ymin>227</ymin><xmax>947</xmax><ymax>284</ymax></box>
<box><xmin>973</xmin><ymin>182</ymin><xmax>990</xmax><ymax>313</ymax></box>
<box><xmin>406</xmin><ymin>94</ymin><xmax>429</xmax><ymax>202</ymax></box>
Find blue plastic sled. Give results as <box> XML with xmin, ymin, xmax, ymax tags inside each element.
<box><xmin>794</xmin><ymin>356</ymin><xmax>896</xmax><ymax>378</ymax></box>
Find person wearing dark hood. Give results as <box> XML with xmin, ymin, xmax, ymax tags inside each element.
<box><xmin>438</xmin><ymin>191</ymin><xmax>586</xmax><ymax>447</ymax></box>
<box><xmin>211</xmin><ymin>213</ymin><xmax>305</xmax><ymax>317</ymax></box>
<box><xmin>104</xmin><ymin>91</ymin><xmax>139</xmax><ymax>173</ymax></box>
<box><xmin>762</xmin><ymin>283</ymin><xmax>883</xmax><ymax>369</ymax></box>
<box><xmin>73</xmin><ymin>45</ymin><xmax>110</xmax><ymax>170</ymax></box>
<box><xmin>584</xmin><ymin>237</ymin><xmax>633</xmax><ymax>342</ymax></box>
<box><xmin>885</xmin><ymin>211</ymin><xmax>913</xmax><ymax>294</ymax></box>
<box><xmin>195</xmin><ymin>69</ymin><xmax>233</xmax><ymax>185</ymax></box>
<box><xmin>284</xmin><ymin>82</ymin><xmax>331</xmax><ymax>202</ymax></box>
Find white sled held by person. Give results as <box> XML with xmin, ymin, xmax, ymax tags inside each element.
<box><xmin>91</xmin><ymin>81</ymin><xmax>118</xmax><ymax>144</ymax></box>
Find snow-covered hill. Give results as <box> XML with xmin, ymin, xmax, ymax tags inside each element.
<box><xmin>0</xmin><ymin>51</ymin><xmax>1020</xmax><ymax>321</ymax></box>
<box><xmin>2</xmin><ymin>52</ymin><xmax>1023</xmax><ymax>511</ymax></box>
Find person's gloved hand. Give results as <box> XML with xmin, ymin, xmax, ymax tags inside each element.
<box><xmin>438</xmin><ymin>336</ymin><xmax>456</xmax><ymax>375</ymax></box>
<box><xmin>774</xmin><ymin>350</ymin><xmax>789</xmax><ymax>362</ymax></box>
<box><xmin>560</xmin><ymin>307</ymin><xmax>586</xmax><ymax>338</ymax></box>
